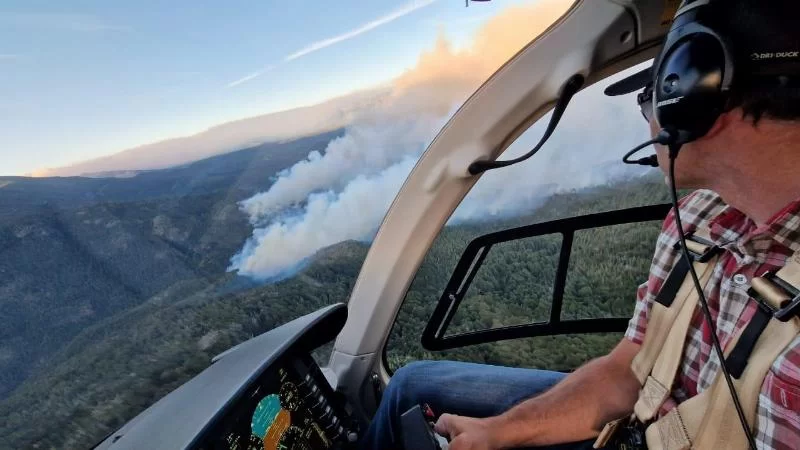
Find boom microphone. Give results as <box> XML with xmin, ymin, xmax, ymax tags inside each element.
<box><xmin>622</xmin><ymin>129</ymin><xmax>675</xmax><ymax>167</ymax></box>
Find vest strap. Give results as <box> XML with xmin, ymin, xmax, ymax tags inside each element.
<box><xmin>724</xmin><ymin>305</ymin><xmax>771</xmax><ymax>379</ymax></box>
<box><xmin>630</xmin><ymin>232</ymin><xmax>719</xmax><ymax>385</ymax></box>
<box><xmin>634</xmin><ymin>254</ymin><xmax>718</xmax><ymax>421</ymax></box>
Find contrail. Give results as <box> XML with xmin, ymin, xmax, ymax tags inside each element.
<box><xmin>285</xmin><ymin>0</ymin><xmax>439</xmax><ymax>61</ymax></box>
<box><xmin>226</xmin><ymin>65</ymin><xmax>275</xmax><ymax>88</ymax></box>
<box><xmin>225</xmin><ymin>0</ymin><xmax>438</xmax><ymax>88</ymax></box>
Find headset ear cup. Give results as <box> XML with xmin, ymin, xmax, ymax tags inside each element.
<box><xmin>654</xmin><ymin>34</ymin><xmax>729</xmax><ymax>142</ymax></box>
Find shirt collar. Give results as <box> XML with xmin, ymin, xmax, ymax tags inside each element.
<box><xmin>706</xmin><ymin>196</ymin><xmax>800</xmax><ymax>259</ymax></box>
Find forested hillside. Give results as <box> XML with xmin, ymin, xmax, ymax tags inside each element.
<box><xmin>0</xmin><ymin>131</ymin><xmax>342</xmax><ymax>401</ymax></box>
<box><xmin>0</xmin><ymin>242</ymin><xmax>368</xmax><ymax>449</ymax></box>
<box><xmin>0</xmin><ymin>173</ymin><xmax>671</xmax><ymax>449</ymax></box>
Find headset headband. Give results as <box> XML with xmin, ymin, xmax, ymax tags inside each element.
<box><xmin>651</xmin><ymin>0</ymin><xmax>733</xmax><ymax>143</ymax></box>
<box><xmin>675</xmin><ymin>0</ymin><xmax>712</xmax><ymax>18</ymax></box>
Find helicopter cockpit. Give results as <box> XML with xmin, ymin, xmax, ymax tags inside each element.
<box><xmin>92</xmin><ymin>1</ymin><xmax>696</xmax><ymax>449</ymax></box>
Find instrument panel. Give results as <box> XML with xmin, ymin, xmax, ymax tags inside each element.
<box><xmin>200</xmin><ymin>355</ymin><xmax>354</xmax><ymax>450</ymax></box>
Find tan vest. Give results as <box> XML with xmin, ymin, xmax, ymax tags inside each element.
<box><xmin>595</xmin><ymin>229</ymin><xmax>800</xmax><ymax>450</ymax></box>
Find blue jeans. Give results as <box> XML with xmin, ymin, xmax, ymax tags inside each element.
<box><xmin>359</xmin><ymin>360</ymin><xmax>599</xmax><ymax>450</ymax></box>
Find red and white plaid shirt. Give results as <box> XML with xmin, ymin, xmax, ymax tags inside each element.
<box><xmin>626</xmin><ymin>189</ymin><xmax>800</xmax><ymax>450</ymax></box>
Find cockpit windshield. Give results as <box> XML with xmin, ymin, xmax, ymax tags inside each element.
<box><xmin>0</xmin><ymin>1</ymin><xmax>580</xmax><ymax>448</ymax></box>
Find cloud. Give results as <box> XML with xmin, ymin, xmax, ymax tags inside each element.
<box><xmin>285</xmin><ymin>0</ymin><xmax>439</xmax><ymax>62</ymax></box>
<box><xmin>0</xmin><ymin>12</ymin><xmax>131</xmax><ymax>32</ymax></box>
<box><xmin>422</xmin><ymin>13</ymin><xmax>494</xmax><ymax>29</ymax></box>
<box><xmin>0</xmin><ymin>54</ymin><xmax>20</xmax><ymax>60</ymax></box>
<box><xmin>392</xmin><ymin>0</ymin><xmax>573</xmax><ymax>98</ymax></box>
<box><xmin>226</xmin><ymin>0</ymin><xmax>439</xmax><ymax>88</ymax></box>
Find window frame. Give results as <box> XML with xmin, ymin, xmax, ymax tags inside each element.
<box><xmin>382</xmin><ymin>203</ymin><xmax>670</xmax><ymax>374</ymax></box>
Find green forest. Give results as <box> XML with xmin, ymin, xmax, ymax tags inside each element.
<box><xmin>0</xmin><ymin>172</ymin><xmax>671</xmax><ymax>449</ymax></box>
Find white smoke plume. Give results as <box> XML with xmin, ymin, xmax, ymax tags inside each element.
<box><xmin>241</xmin><ymin>112</ymin><xmax>448</xmax><ymax>222</ymax></box>
<box><xmin>231</xmin><ymin>157</ymin><xmax>418</xmax><ymax>279</ymax></box>
<box><xmin>230</xmin><ymin>0</ymin><xmax>651</xmax><ymax>280</ymax></box>
<box><xmin>452</xmin><ymin>83</ymin><xmax>650</xmax><ymax>222</ymax></box>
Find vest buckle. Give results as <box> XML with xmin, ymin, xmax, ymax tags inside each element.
<box><xmin>673</xmin><ymin>233</ymin><xmax>720</xmax><ymax>263</ymax></box>
<box><xmin>748</xmin><ymin>271</ymin><xmax>800</xmax><ymax>322</ymax></box>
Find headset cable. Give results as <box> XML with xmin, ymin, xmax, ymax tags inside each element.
<box><xmin>667</xmin><ymin>143</ymin><xmax>758</xmax><ymax>450</ymax></box>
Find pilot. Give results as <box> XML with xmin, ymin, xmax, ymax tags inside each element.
<box><xmin>360</xmin><ymin>1</ymin><xmax>800</xmax><ymax>449</ymax></box>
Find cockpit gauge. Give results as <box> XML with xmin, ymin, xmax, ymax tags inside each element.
<box><xmin>279</xmin><ymin>382</ymin><xmax>301</xmax><ymax>411</ymax></box>
<box><xmin>277</xmin><ymin>426</ymin><xmax>310</xmax><ymax>450</ymax></box>
<box><xmin>248</xmin><ymin>433</ymin><xmax>263</xmax><ymax>449</ymax></box>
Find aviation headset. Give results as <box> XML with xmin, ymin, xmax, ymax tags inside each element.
<box><xmin>651</xmin><ymin>0</ymin><xmax>800</xmax><ymax>147</ymax></box>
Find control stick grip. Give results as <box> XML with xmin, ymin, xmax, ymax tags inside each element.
<box><xmin>400</xmin><ymin>405</ymin><xmax>447</xmax><ymax>450</ymax></box>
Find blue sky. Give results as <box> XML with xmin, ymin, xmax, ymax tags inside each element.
<box><xmin>0</xmin><ymin>0</ymin><xmax>535</xmax><ymax>176</ymax></box>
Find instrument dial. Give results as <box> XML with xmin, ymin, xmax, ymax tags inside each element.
<box><xmin>277</xmin><ymin>426</ymin><xmax>310</xmax><ymax>450</ymax></box>
<box><xmin>279</xmin><ymin>382</ymin><xmax>301</xmax><ymax>411</ymax></box>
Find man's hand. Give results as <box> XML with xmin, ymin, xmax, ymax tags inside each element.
<box><xmin>434</xmin><ymin>413</ymin><xmax>500</xmax><ymax>450</ymax></box>
<box><xmin>429</xmin><ymin>340</ymin><xmax>640</xmax><ymax>449</ymax></box>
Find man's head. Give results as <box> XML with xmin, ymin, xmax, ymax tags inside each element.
<box><xmin>609</xmin><ymin>0</ymin><xmax>800</xmax><ymax>189</ymax></box>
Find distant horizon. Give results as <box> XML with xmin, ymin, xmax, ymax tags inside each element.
<box><xmin>25</xmin><ymin>85</ymin><xmax>390</xmax><ymax>178</ymax></box>
<box><xmin>1</xmin><ymin>0</ymin><xmax>543</xmax><ymax>176</ymax></box>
